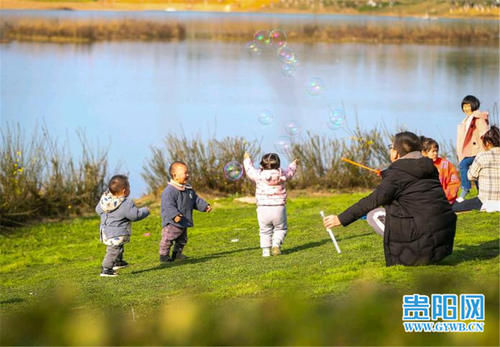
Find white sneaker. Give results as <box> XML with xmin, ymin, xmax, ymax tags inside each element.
<box><xmin>262</xmin><ymin>247</ymin><xmax>271</xmax><ymax>257</ymax></box>
<box><xmin>456</xmin><ymin>197</ymin><xmax>465</xmax><ymax>203</ymax></box>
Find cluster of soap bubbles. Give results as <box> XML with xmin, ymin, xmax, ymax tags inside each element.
<box><xmin>240</xmin><ymin>29</ymin><xmax>349</xmax><ymax>180</ymax></box>
<box><xmin>246</xmin><ymin>29</ymin><xmax>299</xmax><ymax>78</ymax></box>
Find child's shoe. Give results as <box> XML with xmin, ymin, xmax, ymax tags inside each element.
<box><xmin>100</xmin><ymin>267</ymin><xmax>118</xmax><ymax>277</ymax></box>
<box><xmin>160</xmin><ymin>255</ymin><xmax>171</xmax><ymax>263</ymax></box>
<box><xmin>113</xmin><ymin>260</ymin><xmax>129</xmax><ymax>270</ymax></box>
<box><xmin>271</xmin><ymin>246</ymin><xmax>281</xmax><ymax>256</ymax></box>
<box><xmin>262</xmin><ymin>247</ymin><xmax>271</xmax><ymax>257</ymax></box>
<box><xmin>172</xmin><ymin>251</ymin><xmax>188</xmax><ymax>261</ymax></box>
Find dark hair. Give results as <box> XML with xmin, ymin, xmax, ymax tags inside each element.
<box><xmin>393</xmin><ymin>131</ymin><xmax>421</xmax><ymax>156</ymax></box>
<box><xmin>461</xmin><ymin>95</ymin><xmax>480</xmax><ymax>112</ymax></box>
<box><xmin>169</xmin><ymin>161</ymin><xmax>187</xmax><ymax>178</ymax></box>
<box><xmin>260</xmin><ymin>153</ymin><xmax>280</xmax><ymax>170</ymax></box>
<box><xmin>420</xmin><ymin>136</ymin><xmax>439</xmax><ymax>152</ymax></box>
<box><xmin>108</xmin><ymin>175</ymin><xmax>129</xmax><ymax>195</ymax></box>
<box><xmin>481</xmin><ymin>125</ymin><xmax>500</xmax><ymax>148</ymax></box>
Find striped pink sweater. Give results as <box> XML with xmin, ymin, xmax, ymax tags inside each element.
<box><xmin>243</xmin><ymin>157</ymin><xmax>297</xmax><ymax>206</ymax></box>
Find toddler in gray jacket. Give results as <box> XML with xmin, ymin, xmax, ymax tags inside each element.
<box><xmin>96</xmin><ymin>175</ymin><xmax>150</xmax><ymax>277</ymax></box>
<box><xmin>160</xmin><ymin>161</ymin><xmax>211</xmax><ymax>263</ymax></box>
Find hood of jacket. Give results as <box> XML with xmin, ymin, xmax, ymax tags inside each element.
<box><xmin>261</xmin><ymin>169</ymin><xmax>285</xmax><ymax>185</ymax></box>
<box><xmin>99</xmin><ymin>191</ymin><xmax>126</xmax><ymax>213</ymax></box>
<box><xmin>470</xmin><ymin>110</ymin><xmax>489</xmax><ymax>121</ymax></box>
<box><xmin>389</xmin><ymin>153</ymin><xmax>437</xmax><ymax>180</ymax></box>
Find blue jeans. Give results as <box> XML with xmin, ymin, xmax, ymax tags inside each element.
<box><xmin>458</xmin><ymin>157</ymin><xmax>477</xmax><ymax>194</ymax></box>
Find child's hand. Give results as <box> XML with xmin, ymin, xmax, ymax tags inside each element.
<box><xmin>144</xmin><ymin>207</ymin><xmax>151</xmax><ymax>214</ymax></box>
<box><xmin>292</xmin><ymin>159</ymin><xmax>299</xmax><ymax>165</ymax></box>
<box><xmin>323</xmin><ymin>215</ymin><xmax>341</xmax><ymax>228</ymax></box>
<box><xmin>206</xmin><ymin>205</ymin><xmax>212</xmax><ymax>213</ymax></box>
<box><xmin>244</xmin><ymin>152</ymin><xmax>250</xmax><ymax>159</ymax></box>
<box><xmin>173</xmin><ymin>214</ymin><xmax>183</xmax><ymax>223</ymax></box>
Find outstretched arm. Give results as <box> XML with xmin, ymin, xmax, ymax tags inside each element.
<box><xmin>243</xmin><ymin>152</ymin><xmax>259</xmax><ymax>182</ymax></box>
<box><xmin>282</xmin><ymin>159</ymin><xmax>298</xmax><ymax>181</ymax></box>
<box><xmin>124</xmin><ymin>200</ymin><xmax>150</xmax><ymax>221</ymax></box>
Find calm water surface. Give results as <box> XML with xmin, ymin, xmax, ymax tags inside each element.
<box><xmin>1</xmin><ymin>11</ymin><xmax>498</xmax><ymax>196</ymax></box>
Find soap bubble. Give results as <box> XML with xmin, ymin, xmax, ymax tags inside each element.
<box><xmin>254</xmin><ymin>30</ymin><xmax>271</xmax><ymax>47</ymax></box>
<box><xmin>274</xmin><ymin>136</ymin><xmax>292</xmax><ymax>155</ymax></box>
<box><xmin>270</xmin><ymin>29</ymin><xmax>287</xmax><ymax>48</ymax></box>
<box><xmin>281</xmin><ymin>64</ymin><xmax>296</xmax><ymax>78</ymax></box>
<box><xmin>285</xmin><ymin>122</ymin><xmax>301</xmax><ymax>136</ymax></box>
<box><xmin>307</xmin><ymin>77</ymin><xmax>324</xmax><ymax>96</ymax></box>
<box><xmin>246</xmin><ymin>41</ymin><xmax>262</xmax><ymax>55</ymax></box>
<box><xmin>277</xmin><ymin>47</ymin><xmax>297</xmax><ymax>65</ymax></box>
<box><xmin>328</xmin><ymin>108</ymin><xmax>345</xmax><ymax>130</ymax></box>
<box><xmin>258</xmin><ymin>110</ymin><xmax>273</xmax><ymax>126</ymax></box>
<box><xmin>224</xmin><ymin>161</ymin><xmax>244</xmax><ymax>181</ymax></box>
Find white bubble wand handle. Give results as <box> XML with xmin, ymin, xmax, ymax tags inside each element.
<box><xmin>320</xmin><ymin>211</ymin><xmax>341</xmax><ymax>254</ymax></box>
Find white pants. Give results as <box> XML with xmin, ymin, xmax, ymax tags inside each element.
<box><xmin>257</xmin><ymin>205</ymin><xmax>288</xmax><ymax>248</ymax></box>
<box><xmin>367</xmin><ymin>207</ymin><xmax>385</xmax><ymax>237</ymax></box>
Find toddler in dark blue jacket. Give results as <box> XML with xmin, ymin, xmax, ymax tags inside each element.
<box><xmin>160</xmin><ymin>161</ymin><xmax>211</xmax><ymax>263</ymax></box>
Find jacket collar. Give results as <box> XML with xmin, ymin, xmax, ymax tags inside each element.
<box><xmin>169</xmin><ymin>179</ymin><xmax>192</xmax><ymax>191</ymax></box>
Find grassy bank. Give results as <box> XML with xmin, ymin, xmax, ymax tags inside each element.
<box><xmin>0</xmin><ymin>125</ymin><xmax>108</xmax><ymax>228</ymax></box>
<box><xmin>0</xmin><ymin>194</ymin><xmax>498</xmax><ymax>344</ymax></box>
<box><xmin>1</xmin><ymin>9</ymin><xmax>498</xmax><ymax>44</ymax></box>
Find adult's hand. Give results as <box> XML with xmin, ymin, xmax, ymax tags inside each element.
<box><xmin>323</xmin><ymin>215</ymin><xmax>341</xmax><ymax>228</ymax></box>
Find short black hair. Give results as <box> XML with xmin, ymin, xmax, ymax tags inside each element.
<box><xmin>481</xmin><ymin>125</ymin><xmax>500</xmax><ymax>148</ymax></box>
<box><xmin>169</xmin><ymin>161</ymin><xmax>187</xmax><ymax>178</ymax></box>
<box><xmin>260</xmin><ymin>153</ymin><xmax>280</xmax><ymax>170</ymax></box>
<box><xmin>393</xmin><ymin>131</ymin><xmax>421</xmax><ymax>157</ymax></box>
<box><xmin>108</xmin><ymin>175</ymin><xmax>129</xmax><ymax>195</ymax></box>
<box><xmin>461</xmin><ymin>95</ymin><xmax>480</xmax><ymax>112</ymax></box>
<box><xmin>420</xmin><ymin>136</ymin><xmax>439</xmax><ymax>152</ymax></box>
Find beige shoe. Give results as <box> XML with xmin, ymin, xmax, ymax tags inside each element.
<box><xmin>271</xmin><ymin>246</ymin><xmax>281</xmax><ymax>256</ymax></box>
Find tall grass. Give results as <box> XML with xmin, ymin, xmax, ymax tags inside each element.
<box><xmin>0</xmin><ymin>19</ymin><xmax>186</xmax><ymax>43</ymax></box>
<box><xmin>142</xmin><ymin>134</ymin><xmax>261</xmax><ymax>196</ymax></box>
<box><xmin>0</xmin><ymin>124</ymin><xmax>108</xmax><ymax>229</ymax></box>
<box><xmin>142</xmin><ymin>126</ymin><xmax>392</xmax><ymax>195</ymax></box>
<box><xmin>0</xmin><ymin>15</ymin><xmax>497</xmax><ymax>45</ymax></box>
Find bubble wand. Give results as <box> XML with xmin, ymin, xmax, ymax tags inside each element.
<box><xmin>341</xmin><ymin>157</ymin><xmax>381</xmax><ymax>175</ymax></box>
<box><xmin>320</xmin><ymin>211</ymin><xmax>341</xmax><ymax>254</ymax></box>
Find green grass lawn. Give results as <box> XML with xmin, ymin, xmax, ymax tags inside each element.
<box><xmin>1</xmin><ymin>192</ymin><xmax>499</xmax><ymax>345</ymax></box>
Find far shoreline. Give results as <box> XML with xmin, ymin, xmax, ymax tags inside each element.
<box><xmin>1</xmin><ymin>0</ymin><xmax>499</xmax><ymax>21</ymax></box>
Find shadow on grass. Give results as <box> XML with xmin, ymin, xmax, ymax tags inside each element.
<box><xmin>131</xmin><ymin>246</ymin><xmax>260</xmax><ymax>275</ymax></box>
<box><xmin>440</xmin><ymin>238</ymin><xmax>499</xmax><ymax>265</ymax></box>
<box><xmin>282</xmin><ymin>239</ymin><xmax>331</xmax><ymax>255</ymax></box>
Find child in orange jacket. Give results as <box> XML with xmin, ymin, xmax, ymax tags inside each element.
<box><xmin>421</xmin><ymin>137</ymin><xmax>460</xmax><ymax>204</ymax></box>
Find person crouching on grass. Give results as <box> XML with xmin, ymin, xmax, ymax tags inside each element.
<box><xmin>323</xmin><ymin>131</ymin><xmax>457</xmax><ymax>266</ymax></box>
<box><xmin>96</xmin><ymin>175</ymin><xmax>150</xmax><ymax>277</ymax></box>
<box><xmin>160</xmin><ymin>161</ymin><xmax>212</xmax><ymax>264</ymax></box>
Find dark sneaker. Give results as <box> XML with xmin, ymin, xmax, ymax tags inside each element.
<box><xmin>160</xmin><ymin>255</ymin><xmax>172</xmax><ymax>263</ymax></box>
<box><xmin>113</xmin><ymin>260</ymin><xmax>129</xmax><ymax>270</ymax></box>
<box><xmin>172</xmin><ymin>251</ymin><xmax>188</xmax><ymax>261</ymax></box>
<box><xmin>100</xmin><ymin>268</ymin><xmax>118</xmax><ymax>277</ymax></box>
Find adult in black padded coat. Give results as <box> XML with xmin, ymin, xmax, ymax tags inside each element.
<box><xmin>323</xmin><ymin>131</ymin><xmax>457</xmax><ymax>266</ymax></box>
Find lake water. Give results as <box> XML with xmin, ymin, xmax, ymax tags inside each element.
<box><xmin>1</xmin><ymin>11</ymin><xmax>499</xmax><ymax>196</ymax></box>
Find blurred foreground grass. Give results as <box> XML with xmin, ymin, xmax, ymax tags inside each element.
<box><xmin>1</xmin><ymin>194</ymin><xmax>498</xmax><ymax>345</ymax></box>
